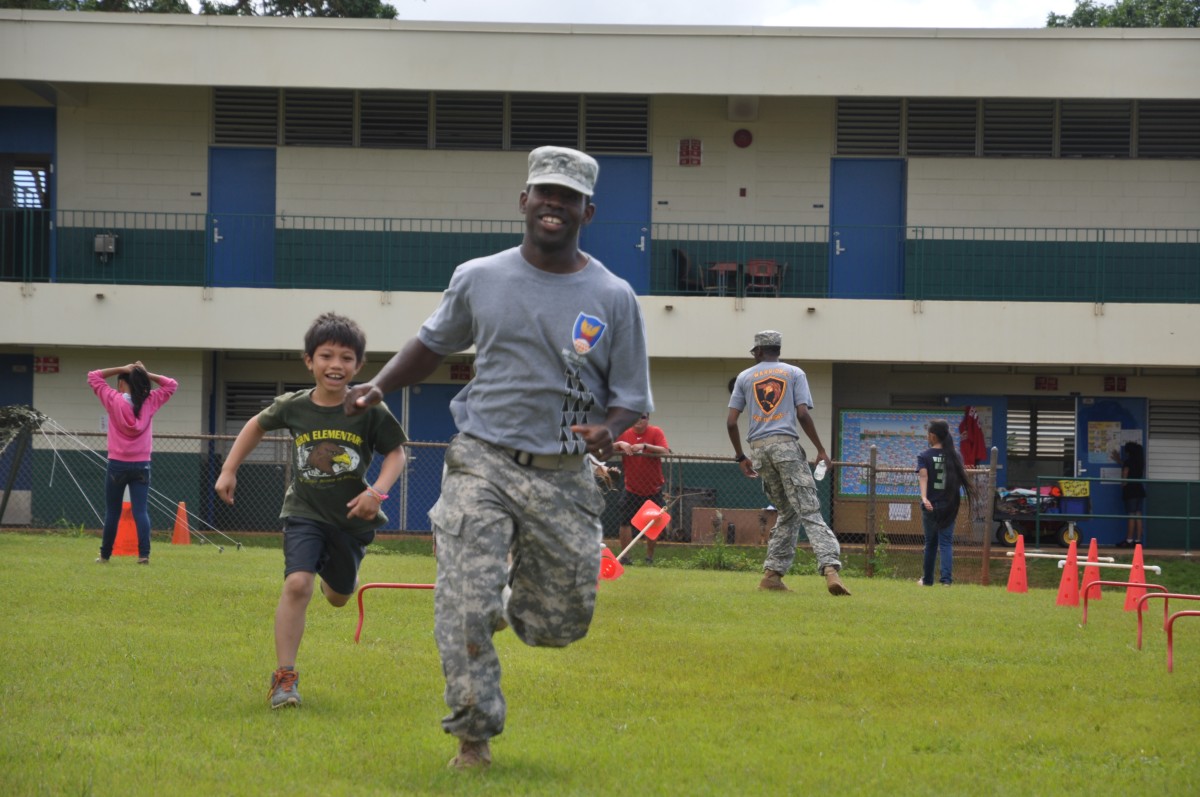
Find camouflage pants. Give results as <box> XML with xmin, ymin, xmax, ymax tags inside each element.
<box><xmin>428</xmin><ymin>434</ymin><xmax>604</xmax><ymax>742</ymax></box>
<box><xmin>751</xmin><ymin>437</ymin><xmax>841</xmax><ymax>575</ymax></box>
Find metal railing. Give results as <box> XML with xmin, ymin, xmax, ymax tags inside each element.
<box><xmin>4</xmin><ymin>208</ymin><xmax>1198</xmax><ymax>303</ymax></box>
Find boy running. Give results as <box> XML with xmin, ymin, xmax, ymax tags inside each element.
<box><xmin>216</xmin><ymin>312</ymin><xmax>407</xmax><ymax>708</ymax></box>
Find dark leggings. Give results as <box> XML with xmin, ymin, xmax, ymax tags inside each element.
<box><xmin>99</xmin><ymin>459</ymin><xmax>152</xmax><ymax>559</ymax></box>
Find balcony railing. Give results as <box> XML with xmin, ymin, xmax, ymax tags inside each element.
<box><xmin>3</xmin><ymin>208</ymin><xmax>1198</xmax><ymax>303</ymax></box>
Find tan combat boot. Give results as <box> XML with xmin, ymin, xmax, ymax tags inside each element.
<box><xmin>758</xmin><ymin>569</ymin><xmax>791</xmax><ymax>592</ymax></box>
<box><xmin>823</xmin><ymin>566</ymin><xmax>851</xmax><ymax>596</ymax></box>
<box><xmin>449</xmin><ymin>738</ymin><xmax>492</xmax><ymax>770</ymax></box>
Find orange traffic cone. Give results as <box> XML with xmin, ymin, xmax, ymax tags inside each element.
<box><xmin>1056</xmin><ymin>538</ymin><xmax>1079</xmax><ymax>607</ymax></box>
<box><xmin>1082</xmin><ymin>537</ymin><xmax>1102</xmax><ymax>601</ymax></box>
<box><xmin>1006</xmin><ymin>534</ymin><xmax>1028</xmax><ymax>593</ymax></box>
<box><xmin>113</xmin><ymin>501</ymin><xmax>138</xmax><ymax>556</ymax></box>
<box><xmin>1124</xmin><ymin>543</ymin><xmax>1147</xmax><ymax>612</ymax></box>
<box><xmin>171</xmin><ymin>501</ymin><xmax>191</xmax><ymax>545</ymax></box>
<box><xmin>599</xmin><ymin>546</ymin><xmax>624</xmax><ymax>581</ymax></box>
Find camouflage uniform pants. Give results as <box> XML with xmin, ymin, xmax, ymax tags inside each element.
<box><xmin>428</xmin><ymin>434</ymin><xmax>604</xmax><ymax>742</ymax></box>
<box><xmin>751</xmin><ymin>437</ymin><xmax>842</xmax><ymax>575</ymax></box>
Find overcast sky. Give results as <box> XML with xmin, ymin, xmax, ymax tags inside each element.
<box><xmin>389</xmin><ymin>0</ymin><xmax>1070</xmax><ymax>28</ymax></box>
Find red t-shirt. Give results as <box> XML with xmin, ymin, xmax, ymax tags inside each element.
<box><xmin>617</xmin><ymin>425</ymin><xmax>669</xmax><ymax>496</ymax></box>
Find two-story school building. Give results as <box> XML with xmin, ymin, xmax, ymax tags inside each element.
<box><xmin>1</xmin><ymin>12</ymin><xmax>1198</xmax><ymax>544</ymax></box>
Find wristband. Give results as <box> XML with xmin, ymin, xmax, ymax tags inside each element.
<box><xmin>366</xmin><ymin>486</ymin><xmax>388</xmax><ymax>501</ymax></box>
<box><xmin>734</xmin><ymin>454</ymin><xmax>747</xmax><ymax>463</ymax></box>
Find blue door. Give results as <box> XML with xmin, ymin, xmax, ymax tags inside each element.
<box><xmin>829</xmin><ymin>158</ymin><xmax>906</xmax><ymax>298</ymax></box>
<box><xmin>580</xmin><ymin>156</ymin><xmax>652</xmax><ymax>294</ymax></box>
<box><xmin>207</xmin><ymin>148</ymin><xmax>276</xmax><ymax>287</ymax></box>
<box><xmin>1075</xmin><ymin>397</ymin><xmax>1148</xmax><ymax>546</ymax></box>
<box><xmin>403</xmin><ymin>383</ymin><xmax>464</xmax><ymax>533</ymax></box>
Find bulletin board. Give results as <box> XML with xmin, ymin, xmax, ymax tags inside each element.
<box><xmin>836</xmin><ymin>408</ymin><xmax>993</xmax><ymax>498</ymax></box>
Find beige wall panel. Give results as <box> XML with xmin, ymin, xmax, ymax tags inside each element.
<box><xmin>835</xmin><ymin>364</ymin><xmax>1200</xmax><ymax>411</ymax></box>
<box><xmin>276</xmin><ymin>148</ymin><xmax>529</xmax><ymax>219</ymax></box>
<box><xmin>55</xmin><ymin>85</ymin><xmax>209</xmax><ymax>213</ymax></box>
<box><xmin>651</xmin><ymin>96</ymin><xmax>833</xmax><ymax>226</ymax></box>
<box><xmin>29</xmin><ymin>349</ymin><xmax>204</xmax><ymax>438</ymax></box>
<box><xmin>5</xmin><ymin>15</ymin><xmax>1199</xmax><ymax>100</ymax></box>
<box><xmin>909</xmin><ymin>159</ymin><xmax>1200</xmax><ymax>230</ymax></box>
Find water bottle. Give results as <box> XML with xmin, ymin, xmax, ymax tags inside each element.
<box><xmin>813</xmin><ymin>461</ymin><xmax>827</xmax><ymax>481</ymax></box>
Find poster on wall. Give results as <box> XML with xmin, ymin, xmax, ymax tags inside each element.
<box><xmin>837</xmin><ymin>408</ymin><xmax>992</xmax><ymax>497</ymax></box>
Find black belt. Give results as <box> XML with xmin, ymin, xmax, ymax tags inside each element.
<box><xmin>497</xmin><ymin>445</ymin><xmax>586</xmax><ymax>471</ymax></box>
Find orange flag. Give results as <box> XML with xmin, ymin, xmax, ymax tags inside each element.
<box><xmin>599</xmin><ymin>547</ymin><xmax>625</xmax><ymax>581</ymax></box>
<box><xmin>631</xmin><ymin>499</ymin><xmax>672</xmax><ymax>540</ymax></box>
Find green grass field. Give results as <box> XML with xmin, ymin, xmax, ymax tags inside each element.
<box><xmin>2</xmin><ymin>533</ymin><xmax>1198</xmax><ymax>796</ymax></box>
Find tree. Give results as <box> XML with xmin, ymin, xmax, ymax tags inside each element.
<box><xmin>0</xmin><ymin>0</ymin><xmax>398</xmax><ymax>16</ymax></box>
<box><xmin>1047</xmin><ymin>0</ymin><xmax>1200</xmax><ymax>26</ymax></box>
<box><xmin>199</xmin><ymin>0</ymin><xmax>397</xmax><ymax>16</ymax></box>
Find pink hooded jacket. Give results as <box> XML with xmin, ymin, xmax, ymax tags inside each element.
<box><xmin>88</xmin><ymin>370</ymin><xmax>178</xmax><ymax>462</ymax></box>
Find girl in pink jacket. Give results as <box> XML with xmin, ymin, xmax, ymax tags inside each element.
<box><xmin>89</xmin><ymin>362</ymin><xmax>177</xmax><ymax>563</ymax></box>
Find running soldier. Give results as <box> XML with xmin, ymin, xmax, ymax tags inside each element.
<box><xmin>726</xmin><ymin>330</ymin><xmax>850</xmax><ymax>596</ymax></box>
<box><xmin>344</xmin><ymin>146</ymin><xmax>652</xmax><ymax>770</ymax></box>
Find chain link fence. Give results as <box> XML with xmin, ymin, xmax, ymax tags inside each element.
<box><xmin>3</xmin><ymin>426</ymin><xmax>1019</xmax><ymax>583</ymax></box>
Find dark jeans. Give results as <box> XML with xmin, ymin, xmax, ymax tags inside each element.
<box><xmin>921</xmin><ymin>508</ymin><xmax>954</xmax><ymax>586</ymax></box>
<box><xmin>100</xmin><ymin>459</ymin><xmax>151</xmax><ymax>559</ymax></box>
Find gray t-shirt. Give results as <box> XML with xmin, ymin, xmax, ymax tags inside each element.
<box><xmin>418</xmin><ymin>246</ymin><xmax>653</xmax><ymax>455</ymax></box>
<box><xmin>729</xmin><ymin>360</ymin><xmax>814</xmax><ymax>442</ymax></box>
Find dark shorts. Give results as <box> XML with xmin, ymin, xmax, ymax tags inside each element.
<box><xmin>1124</xmin><ymin>497</ymin><xmax>1145</xmax><ymax>514</ymax></box>
<box><xmin>282</xmin><ymin>516</ymin><xmax>373</xmax><ymax>596</ymax></box>
<box><xmin>619</xmin><ymin>489</ymin><xmax>665</xmax><ymax>526</ymax></box>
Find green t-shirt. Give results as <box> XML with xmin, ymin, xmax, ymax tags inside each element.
<box><xmin>256</xmin><ymin>389</ymin><xmax>407</xmax><ymax>535</ymax></box>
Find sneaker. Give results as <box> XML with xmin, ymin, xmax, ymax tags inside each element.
<box><xmin>915</xmin><ymin>578</ymin><xmax>929</xmax><ymax>586</ymax></box>
<box><xmin>618</xmin><ymin>556</ymin><xmax>632</xmax><ymax>566</ymax></box>
<box><xmin>940</xmin><ymin>582</ymin><xmax>952</xmax><ymax>587</ymax></box>
<box><xmin>95</xmin><ymin>557</ymin><xmax>109</xmax><ymax>564</ymax></box>
<box><xmin>136</xmin><ymin>557</ymin><xmax>150</xmax><ymax>565</ymax></box>
<box><xmin>448</xmin><ymin>738</ymin><xmax>492</xmax><ymax>770</ymax></box>
<box><xmin>268</xmin><ymin>667</ymin><xmax>301</xmax><ymax>709</ymax></box>
<box><xmin>644</xmin><ymin>557</ymin><xmax>654</xmax><ymax>565</ymax></box>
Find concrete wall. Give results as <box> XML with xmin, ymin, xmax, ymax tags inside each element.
<box><xmin>909</xmin><ymin>158</ymin><xmax>1200</xmax><ymax>230</ymax></box>
<box><xmin>56</xmin><ymin>85</ymin><xmax>209</xmax><ymax>213</ymax></box>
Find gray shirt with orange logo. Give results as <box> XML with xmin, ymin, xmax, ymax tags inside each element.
<box><xmin>728</xmin><ymin>361</ymin><xmax>814</xmax><ymax>442</ymax></box>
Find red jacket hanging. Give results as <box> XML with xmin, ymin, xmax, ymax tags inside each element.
<box><xmin>959</xmin><ymin>406</ymin><xmax>987</xmax><ymax>466</ymax></box>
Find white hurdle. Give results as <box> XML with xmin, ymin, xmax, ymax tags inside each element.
<box><xmin>1007</xmin><ymin>551</ymin><xmax>1115</xmax><ymax>563</ymax></box>
<box><xmin>1056</xmin><ymin>560</ymin><xmax>1162</xmax><ymax>575</ymax></box>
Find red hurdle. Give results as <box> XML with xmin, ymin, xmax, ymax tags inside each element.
<box><xmin>1136</xmin><ymin>592</ymin><xmax>1200</xmax><ymax>651</ymax></box>
<box><xmin>1166</xmin><ymin>610</ymin><xmax>1200</xmax><ymax>673</ymax></box>
<box><xmin>354</xmin><ymin>582</ymin><xmax>435</xmax><ymax>643</ymax></box>
<box><xmin>1081</xmin><ymin>580</ymin><xmax>1166</xmax><ymax>626</ymax></box>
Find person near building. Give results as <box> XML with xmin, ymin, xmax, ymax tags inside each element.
<box><xmin>726</xmin><ymin>330</ymin><xmax>849</xmax><ymax>596</ymax></box>
<box><xmin>613</xmin><ymin>413</ymin><xmax>670</xmax><ymax>564</ymax></box>
<box><xmin>916</xmin><ymin>418</ymin><xmax>976</xmax><ymax>586</ymax></box>
<box><xmin>89</xmin><ymin>361</ymin><xmax>177</xmax><ymax>565</ymax></box>
<box><xmin>343</xmin><ymin>146</ymin><xmax>652</xmax><ymax>770</ymax></box>
<box><xmin>1118</xmin><ymin>440</ymin><xmax>1147</xmax><ymax>547</ymax></box>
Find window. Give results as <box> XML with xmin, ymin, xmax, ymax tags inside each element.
<box><xmin>1005</xmin><ymin>397</ymin><xmax>1075</xmax><ymax>485</ymax></box>
<box><xmin>1148</xmin><ymin>400</ymin><xmax>1200</xmax><ymax>481</ymax></box>
<box><xmin>12</xmin><ymin>166</ymin><xmax>47</xmax><ymax>209</ymax></box>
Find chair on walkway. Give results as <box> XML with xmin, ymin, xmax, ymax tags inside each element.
<box><xmin>673</xmin><ymin>248</ymin><xmax>713</xmax><ymax>294</ymax></box>
<box><xmin>744</xmin><ymin>258</ymin><xmax>784</xmax><ymax>296</ymax></box>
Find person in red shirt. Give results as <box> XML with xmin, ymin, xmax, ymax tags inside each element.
<box><xmin>613</xmin><ymin>413</ymin><xmax>670</xmax><ymax>564</ymax></box>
